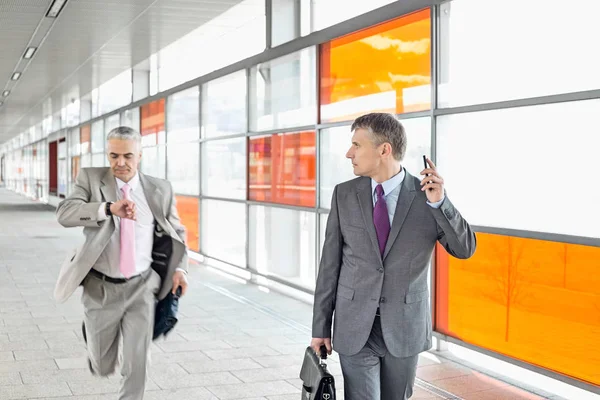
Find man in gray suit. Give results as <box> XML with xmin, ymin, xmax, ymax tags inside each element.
<box><xmin>54</xmin><ymin>126</ymin><xmax>189</xmax><ymax>400</ymax></box>
<box><xmin>311</xmin><ymin>113</ymin><xmax>476</xmax><ymax>399</ymax></box>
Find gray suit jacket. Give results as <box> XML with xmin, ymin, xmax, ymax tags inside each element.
<box><xmin>54</xmin><ymin>167</ymin><xmax>188</xmax><ymax>304</ymax></box>
<box><xmin>312</xmin><ymin>171</ymin><xmax>476</xmax><ymax>358</ymax></box>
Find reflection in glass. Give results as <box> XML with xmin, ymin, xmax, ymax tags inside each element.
<box><xmin>437</xmin><ymin>233</ymin><xmax>600</xmax><ymax>386</ymax></box>
<box><xmin>251</xmin><ymin>47</ymin><xmax>316</xmax><ymax>131</ymax></box>
<box><xmin>201</xmin><ymin>199</ymin><xmax>246</xmax><ymax>267</ymax></box>
<box><xmin>201</xmin><ymin>138</ymin><xmax>246</xmax><ymax>200</ymax></box>
<box><xmin>249</xmin><ymin>131</ymin><xmax>316</xmax><ymax>207</ymax></box>
<box><xmin>249</xmin><ymin>206</ymin><xmax>316</xmax><ymax>289</ymax></box>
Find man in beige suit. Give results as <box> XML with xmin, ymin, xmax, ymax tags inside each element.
<box><xmin>54</xmin><ymin>126</ymin><xmax>189</xmax><ymax>400</ymax></box>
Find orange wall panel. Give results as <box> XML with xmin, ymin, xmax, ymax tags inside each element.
<box><xmin>248</xmin><ymin>131</ymin><xmax>316</xmax><ymax>207</ymax></box>
<box><xmin>320</xmin><ymin>9</ymin><xmax>431</xmax><ymax>122</ymax></box>
<box><xmin>174</xmin><ymin>196</ymin><xmax>199</xmax><ymax>252</ymax></box>
<box><xmin>436</xmin><ymin>233</ymin><xmax>600</xmax><ymax>386</ymax></box>
<box><xmin>80</xmin><ymin>125</ymin><xmax>91</xmax><ymax>154</ymax></box>
<box><xmin>141</xmin><ymin>99</ymin><xmax>165</xmax><ymax>144</ymax></box>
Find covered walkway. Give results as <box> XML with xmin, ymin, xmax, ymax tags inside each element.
<box><xmin>0</xmin><ymin>189</ymin><xmax>568</xmax><ymax>399</ymax></box>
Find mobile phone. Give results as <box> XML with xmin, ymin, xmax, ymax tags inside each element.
<box><xmin>423</xmin><ymin>155</ymin><xmax>432</xmax><ymax>189</ymax></box>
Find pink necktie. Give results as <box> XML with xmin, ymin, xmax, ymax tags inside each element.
<box><xmin>120</xmin><ymin>183</ymin><xmax>136</xmax><ymax>278</ymax></box>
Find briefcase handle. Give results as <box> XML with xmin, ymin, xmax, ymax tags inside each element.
<box><xmin>319</xmin><ymin>345</ymin><xmax>328</xmax><ymax>366</ymax></box>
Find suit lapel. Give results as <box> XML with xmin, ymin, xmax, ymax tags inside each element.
<box><xmin>383</xmin><ymin>170</ymin><xmax>416</xmax><ymax>260</ymax></box>
<box><xmin>356</xmin><ymin>177</ymin><xmax>383</xmax><ymax>265</ymax></box>
<box><xmin>139</xmin><ymin>172</ymin><xmax>168</xmax><ymax>232</ymax></box>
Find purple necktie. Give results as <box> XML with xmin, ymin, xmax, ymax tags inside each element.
<box><xmin>373</xmin><ymin>184</ymin><xmax>391</xmax><ymax>257</ymax></box>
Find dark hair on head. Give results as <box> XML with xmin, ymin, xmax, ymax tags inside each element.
<box><xmin>350</xmin><ymin>113</ymin><xmax>407</xmax><ymax>161</ymax></box>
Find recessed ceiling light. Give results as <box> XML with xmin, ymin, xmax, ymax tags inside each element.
<box><xmin>23</xmin><ymin>47</ymin><xmax>37</xmax><ymax>59</ymax></box>
<box><xmin>46</xmin><ymin>0</ymin><xmax>68</xmax><ymax>18</ymax></box>
<box><xmin>2</xmin><ymin>90</ymin><xmax>10</xmax><ymax>97</ymax></box>
<box><xmin>11</xmin><ymin>72</ymin><xmax>21</xmax><ymax>81</ymax></box>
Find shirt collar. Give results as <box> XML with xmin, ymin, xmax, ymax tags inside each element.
<box><xmin>371</xmin><ymin>167</ymin><xmax>405</xmax><ymax>196</ymax></box>
<box><xmin>115</xmin><ymin>172</ymin><xmax>140</xmax><ymax>192</ymax></box>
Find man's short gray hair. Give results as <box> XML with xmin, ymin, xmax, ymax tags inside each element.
<box><xmin>106</xmin><ymin>126</ymin><xmax>142</xmax><ymax>147</ymax></box>
<box><xmin>351</xmin><ymin>113</ymin><xmax>407</xmax><ymax>161</ymax></box>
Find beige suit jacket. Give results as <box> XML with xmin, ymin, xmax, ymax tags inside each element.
<box><xmin>54</xmin><ymin>167</ymin><xmax>188</xmax><ymax>303</ymax></box>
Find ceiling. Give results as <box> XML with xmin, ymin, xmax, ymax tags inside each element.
<box><xmin>0</xmin><ymin>0</ymin><xmax>250</xmax><ymax>144</ymax></box>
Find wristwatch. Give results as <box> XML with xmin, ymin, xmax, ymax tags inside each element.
<box><xmin>105</xmin><ymin>202</ymin><xmax>113</xmax><ymax>216</ymax></box>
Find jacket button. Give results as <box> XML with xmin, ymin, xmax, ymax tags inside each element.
<box><xmin>380</xmin><ymin>297</ymin><xmax>386</xmax><ymax>303</ymax></box>
<box><xmin>378</xmin><ymin>268</ymin><xmax>384</xmax><ymax>273</ymax></box>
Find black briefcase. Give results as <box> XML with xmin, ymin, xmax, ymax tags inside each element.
<box><xmin>299</xmin><ymin>346</ymin><xmax>336</xmax><ymax>400</ymax></box>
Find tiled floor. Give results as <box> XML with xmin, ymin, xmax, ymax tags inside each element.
<box><xmin>0</xmin><ymin>188</ymin><xmax>578</xmax><ymax>399</ymax></box>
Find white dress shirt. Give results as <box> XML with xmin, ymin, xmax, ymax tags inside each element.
<box><xmin>94</xmin><ymin>173</ymin><xmax>155</xmax><ymax>278</ymax></box>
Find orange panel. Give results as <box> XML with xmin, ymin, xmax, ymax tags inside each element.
<box><xmin>248</xmin><ymin>131</ymin><xmax>316</xmax><ymax>207</ymax></box>
<box><xmin>140</xmin><ymin>99</ymin><xmax>165</xmax><ymax>144</ymax></box>
<box><xmin>174</xmin><ymin>196</ymin><xmax>199</xmax><ymax>252</ymax></box>
<box><xmin>80</xmin><ymin>125</ymin><xmax>91</xmax><ymax>154</ymax></box>
<box><xmin>436</xmin><ymin>233</ymin><xmax>600</xmax><ymax>386</ymax></box>
<box><xmin>320</xmin><ymin>9</ymin><xmax>431</xmax><ymax>123</ymax></box>
<box><xmin>71</xmin><ymin>156</ymin><xmax>80</xmax><ymax>181</ymax></box>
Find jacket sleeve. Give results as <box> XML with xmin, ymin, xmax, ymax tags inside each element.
<box><xmin>430</xmin><ymin>196</ymin><xmax>477</xmax><ymax>259</ymax></box>
<box><xmin>166</xmin><ymin>183</ymin><xmax>189</xmax><ymax>273</ymax></box>
<box><xmin>56</xmin><ymin>168</ymin><xmax>107</xmax><ymax>228</ymax></box>
<box><xmin>312</xmin><ymin>185</ymin><xmax>343</xmax><ymax>338</ymax></box>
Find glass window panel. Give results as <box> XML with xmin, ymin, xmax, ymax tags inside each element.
<box><xmin>175</xmin><ymin>196</ymin><xmax>199</xmax><ymax>252</ymax></box>
<box><xmin>91</xmin><ymin>120</ymin><xmax>104</xmax><ymax>153</ymax></box>
<box><xmin>320</xmin><ymin>10</ymin><xmax>431</xmax><ymax>123</ymax></box>
<box><xmin>202</xmin><ymin>71</ymin><xmax>247</xmax><ymax>138</ymax></box>
<box><xmin>167</xmin><ymin>87</ymin><xmax>200</xmax><ymax>143</ymax></box>
<box><xmin>249</xmin><ymin>206</ymin><xmax>316</xmax><ymax>289</ymax></box>
<box><xmin>141</xmin><ymin>146</ymin><xmax>166</xmax><ymax>179</ymax></box>
<box><xmin>250</xmin><ymin>47</ymin><xmax>316</xmax><ymax>131</ymax></box>
<box><xmin>80</xmin><ymin>153</ymin><xmax>91</xmax><ymax>168</ymax></box>
<box><xmin>99</xmin><ymin>69</ymin><xmax>132</xmax><ymax>114</ymax></box>
<box><xmin>121</xmin><ymin>108</ymin><xmax>140</xmax><ymax>131</ymax></box>
<box><xmin>158</xmin><ymin>0</ymin><xmax>265</xmax><ymax>92</ymax></box>
<box><xmin>105</xmin><ymin>114</ymin><xmax>120</xmax><ymax>135</ymax></box>
<box><xmin>436</xmin><ymin>234</ymin><xmax>600</xmax><ymax>386</ymax></box>
<box><xmin>201</xmin><ymin>199</ymin><xmax>246</xmax><ymax>267</ymax></box>
<box><xmin>312</xmin><ymin>0</ymin><xmax>396</xmax><ymax>31</ymax></box>
<box><xmin>438</xmin><ymin>0</ymin><xmax>600</xmax><ymax>107</ymax></box>
<box><xmin>201</xmin><ymin>138</ymin><xmax>246</xmax><ymax>200</ymax></box>
<box><xmin>249</xmin><ymin>131</ymin><xmax>316</xmax><ymax>207</ymax></box>
<box><xmin>437</xmin><ymin>100</ymin><xmax>600</xmax><ymax>238</ymax></box>
<box><xmin>319</xmin><ymin>117</ymin><xmax>430</xmax><ymax>208</ymax></box>
<box><xmin>80</xmin><ymin>125</ymin><xmax>91</xmax><ymax>154</ymax></box>
<box><xmin>272</xmin><ymin>0</ymin><xmax>298</xmax><ymax>47</ymax></box>
<box><xmin>69</xmin><ymin>128</ymin><xmax>80</xmax><ymax>156</ymax></box>
<box><xmin>141</xmin><ymin>99</ymin><xmax>166</xmax><ymax>146</ymax></box>
<box><xmin>167</xmin><ymin>143</ymin><xmax>199</xmax><ymax>195</ymax></box>
<box><xmin>92</xmin><ymin>153</ymin><xmax>105</xmax><ymax>167</ymax></box>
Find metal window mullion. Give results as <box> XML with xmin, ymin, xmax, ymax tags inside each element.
<box><xmin>198</xmin><ymin>83</ymin><xmax>204</xmax><ymax>254</ymax></box>
<box><xmin>266</xmin><ymin>0</ymin><xmax>273</xmax><ymax>49</ymax></box>
<box><xmin>245</xmin><ymin>67</ymin><xmax>252</xmax><ymax>273</ymax></box>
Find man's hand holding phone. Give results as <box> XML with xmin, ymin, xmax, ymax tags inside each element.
<box><xmin>420</xmin><ymin>155</ymin><xmax>444</xmax><ymax>203</ymax></box>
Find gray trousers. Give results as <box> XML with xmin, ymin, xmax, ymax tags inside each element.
<box><xmin>82</xmin><ymin>268</ymin><xmax>160</xmax><ymax>400</ymax></box>
<box><xmin>339</xmin><ymin>316</ymin><xmax>419</xmax><ymax>400</ymax></box>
